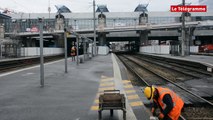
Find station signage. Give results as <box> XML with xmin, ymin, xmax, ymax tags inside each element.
<box><xmin>30</xmin><ymin>26</ymin><xmax>39</xmax><ymax>32</ymax></box>
<box><xmin>170</xmin><ymin>5</ymin><xmax>207</xmax><ymax>12</ymax></box>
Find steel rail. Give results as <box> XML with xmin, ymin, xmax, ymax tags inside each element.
<box><xmin>121</xmin><ymin>55</ymin><xmax>213</xmax><ymax>106</ymax></box>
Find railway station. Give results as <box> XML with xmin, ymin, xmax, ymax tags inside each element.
<box><xmin>1</xmin><ymin>0</ymin><xmax>213</xmax><ymax>120</ymax></box>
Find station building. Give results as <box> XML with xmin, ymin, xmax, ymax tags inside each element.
<box><xmin>1</xmin><ymin>5</ymin><xmax>213</xmax><ymax>57</ymax></box>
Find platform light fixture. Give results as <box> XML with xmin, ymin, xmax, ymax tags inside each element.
<box><xmin>93</xmin><ymin>0</ymin><xmax>96</xmax><ymax>56</ymax></box>
<box><xmin>181</xmin><ymin>0</ymin><xmax>186</xmax><ymax>57</ymax></box>
<box><xmin>64</xmin><ymin>28</ymin><xmax>68</xmax><ymax>73</ymax></box>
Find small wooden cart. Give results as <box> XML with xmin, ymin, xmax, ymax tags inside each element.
<box><xmin>98</xmin><ymin>90</ymin><xmax>126</xmax><ymax>120</ymax></box>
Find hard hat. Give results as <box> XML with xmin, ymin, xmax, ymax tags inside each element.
<box><xmin>144</xmin><ymin>86</ymin><xmax>155</xmax><ymax>100</ymax></box>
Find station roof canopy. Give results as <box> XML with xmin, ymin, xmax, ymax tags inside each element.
<box><xmin>0</xmin><ymin>13</ymin><xmax>11</xmax><ymax>19</ymax></box>
<box><xmin>55</xmin><ymin>5</ymin><xmax>71</xmax><ymax>13</ymax></box>
<box><xmin>134</xmin><ymin>4</ymin><xmax>148</xmax><ymax>12</ymax></box>
<box><xmin>96</xmin><ymin>5</ymin><xmax>109</xmax><ymax>12</ymax></box>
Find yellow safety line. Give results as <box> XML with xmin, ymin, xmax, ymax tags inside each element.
<box><xmin>122</xmin><ymin>80</ymin><xmax>131</xmax><ymax>84</ymax></box>
<box><xmin>101</xmin><ymin>75</ymin><xmax>108</xmax><ymax>79</ymax></box>
<box><xmin>101</xmin><ymin>78</ymin><xmax>114</xmax><ymax>82</ymax></box>
<box><xmin>99</xmin><ymin>87</ymin><xmax>115</xmax><ymax>92</ymax></box>
<box><xmin>130</xmin><ymin>101</ymin><xmax>143</xmax><ymax>107</ymax></box>
<box><xmin>127</xmin><ymin>95</ymin><xmax>139</xmax><ymax>100</ymax></box>
<box><xmin>124</xmin><ymin>85</ymin><xmax>133</xmax><ymax>89</ymax></box>
<box><xmin>100</xmin><ymin>82</ymin><xmax>114</xmax><ymax>87</ymax></box>
<box><xmin>91</xmin><ymin>106</ymin><xmax>99</xmax><ymax>111</ymax></box>
<box><xmin>125</xmin><ymin>90</ymin><xmax>136</xmax><ymax>94</ymax></box>
<box><xmin>95</xmin><ymin>99</ymin><xmax>99</xmax><ymax>104</ymax></box>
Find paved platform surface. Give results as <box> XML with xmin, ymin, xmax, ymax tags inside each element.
<box><xmin>0</xmin><ymin>54</ymin><xmax>150</xmax><ymax>120</ymax></box>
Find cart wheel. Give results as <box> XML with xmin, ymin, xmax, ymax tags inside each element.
<box><xmin>123</xmin><ymin>111</ymin><xmax>126</xmax><ymax>120</ymax></box>
<box><xmin>99</xmin><ymin>111</ymin><xmax>102</xmax><ymax>120</ymax></box>
<box><xmin>110</xmin><ymin>109</ymin><xmax>113</xmax><ymax>116</ymax></box>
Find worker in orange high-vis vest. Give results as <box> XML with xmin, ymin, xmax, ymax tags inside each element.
<box><xmin>144</xmin><ymin>86</ymin><xmax>184</xmax><ymax>120</ymax></box>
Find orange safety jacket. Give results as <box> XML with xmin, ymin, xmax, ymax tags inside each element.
<box><xmin>154</xmin><ymin>87</ymin><xmax>184</xmax><ymax>120</ymax></box>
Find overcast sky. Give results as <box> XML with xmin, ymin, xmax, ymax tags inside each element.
<box><xmin>0</xmin><ymin>0</ymin><xmax>200</xmax><ymax>13</ymax></box>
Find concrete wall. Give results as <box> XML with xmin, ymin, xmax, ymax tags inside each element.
<box><xmin>98</xmin><ymin>46</ymin><xmax>109</xmax><ymax>55</ymax></box>
<box><xmin>140</xmin><ymin>45</ymin><xmax>199</xmax><ymax>54</ymax></box>
<box><xmin>190</xmin><ymin>46</ymin><xmax>199</xmax><ymax>53</ymax></box>
<box><xmin>21</xmin><ymin>47</ymin><xmax>64</xmax><ymax>56</ymax></box>
<box><xmin>140</xmin><ymin>45</ymin><xmax>170</xmax><ymax>54</ymax></box>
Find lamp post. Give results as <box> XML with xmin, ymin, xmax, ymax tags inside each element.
<box><xmin>64</xmin><ymin>28</ymin><xmax>68</xmax><ymax>73</ymax></box>
<box><xmin>74</xmin><ymin>20</ymin><xmax>77</xmax><ymax>30</ymax></box>
<box><xmin>48</xmin><ymin>0</ymin><xmax>51</xmax><ymax>30</ymax></box>
<box><xmin>0</xmin><ymin>40</ymin><xmax>2</xmax><ymax>59</ymax></box>
<box><xmin>93</xmin><ymin>0</ymin><xmax>96</xmax><ymax>56</ymax></box>
<box><xmin>39</xmin><ymin>18</ymin><xmax>44</xmax><ymax>87</ymax></box>
<box><xmin>76</xmin><ymin>36</ymin><xmax>79</xmax><ymax>65</ymax></box>
<box><xmin>48</xmin><ymin>0</ymin><xmax>51</xmax><ymax>20</ymax></box>
<box><xmin>181</xmin><ymin>0</ymin><xmax>186</xmax><ymax>56</ymax></box>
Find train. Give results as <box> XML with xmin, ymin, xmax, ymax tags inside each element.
<box><xmin>199</xmin><ymin>44</ymin><xmax>213</xmax><ymax>53</ymax></box>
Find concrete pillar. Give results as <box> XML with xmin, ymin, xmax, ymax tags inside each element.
<box><xmin>128</xmin><ymin>41</ymin><xmax>130</xmax><ymax>51</ymax></box>
<box><xmin>190</xmin><ymin>28</ymin><xmax>195</xmax><ymax>46</ymax></box>
<box><xmin>180</xmin><ymin>12</ymin><xmax>191</xmax><ymax>22</ymax></box>
<box><xmin>185</xmin><ymin>12</ymin><xmax>192</xmax><ymax>22</ymax></box>
<box><xmin>185</xmin><ymin>30</ymin><xmax>191</xmax><ymax>56</ymax></box>
<box><xmin>32</xmin><ymin>39</ymin><xmax>36</xmax><ymax>47</ymax></box>
<box><xmin>58</xmin><ymin>34</ymin><xmax>64</xmax><ymax>47</ymax></box>
<box><xmin>98</xmin><ymin>13</ymin><xmax>107</xmax><ymax>46</ymax></box>
<box><xmin>29</xmin><ymin>38</ymin><xmax>32</xmax><ymax>47</ymax></box>
<box><xmin>135</xmin><ymin>39</ymin><xmax>140</xmax><ymax>52</ymax></box>
<box><xmin>139</xmin><ymin>13</ymin><xmax>148</xmax><ymax>25</ymax></box>
<box><xmin>24</xmin><ymin>37</ymin><xmax>30</xmax><ymax>47</ymax></box>
<box><xmin>25</xmin><ymin>38</ymin><xmax>36</xmax><ymax>47</ymax></box>
<box><xmin>159</xmin><ymin>40</ymin><xmax>161</xmax><ymax>45</ymax></box>
<box><xmin>0</xmin><ymin>25</ymin><xmax>4</xmax><ymax>38</ymax></box>
<box><xmin>98</xmin><ymin>33</ymin><xmax>106</xmax><ymax>46</ymax></box>
<box><xmin>53</xmin><ymin>35</ymin><xmax>64</xmax><ymax>47</ymax></box>
<box><xmin>185</xmin><ymin>27</ymin><xmax>195</xmax><ymax>55</ymax></box>
<box><xmin>139</xmin><ymin>31</ymin><xmax>149</xmax><ymax>46</ymax></box>
<box><xmin>138</xmin><ymin>12</ymin><xmax>149</xmax><ymax>46</ymax></box>
<box><xmin>55</xmin><ymin>13</ymin><xmax>65</xmax><ymax>30</ymax></box>
<box><xmin>182</xmin><ymin>12</ymin><xmax>192</xmax><ymax>55</ymax></box>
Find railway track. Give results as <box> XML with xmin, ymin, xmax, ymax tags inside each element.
<box><xmin>136</xmin><ymin>54</ymin><xmax>213</xmax><ymax>78</ymax></box>
<box><xmin>117</xmin><ymin>54</ymin><xmax>213</xmax><ymax>120</ymax></box>
<box><xmin>0</xmin><ymin>55</ymin><xmax>63</xmax><ymax>73</ymax></box>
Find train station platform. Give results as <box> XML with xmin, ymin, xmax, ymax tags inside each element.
<box><xmin>0</xmin><ymin>53</ymin><xmax>150</xmax><ymax>120</ymax></box>
<box><xmin>140</xmin><ymin>53</ymin><xmax>213</xmax><ymax>73</ymax></box>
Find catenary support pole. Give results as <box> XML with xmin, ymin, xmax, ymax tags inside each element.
<box><xmin>93</xmin><ymin>0</ymin><xmax>96</xmax><ymax>56</ymax></box>
<box><xmin>181</xmin><ymin>0</ymin><xmax>186</xmax><ymax>56</ymax></box>
<box><xmin>64</xmin><ymin>29</ymin><xmax>68</xmax><ymax>73</ymax></box>
<box><xmin>39</xmin><ymin>18</ymin><xmax>44</xmax><ymax>87</ymax></box>
<box><xmin>76</xmin><ymin>36</ymin><xmax>79</xmax><ymax>65</ymax></box>
<box><xmin>83</xmin><ymin>39</ymin><xmax>86</xmax><ymax>60</ymax></box>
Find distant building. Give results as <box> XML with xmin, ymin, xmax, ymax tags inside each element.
<box><xmin>199</xmin><ymin>0</ymin><xmax>213</xmax><ymax>11</ymax></box>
